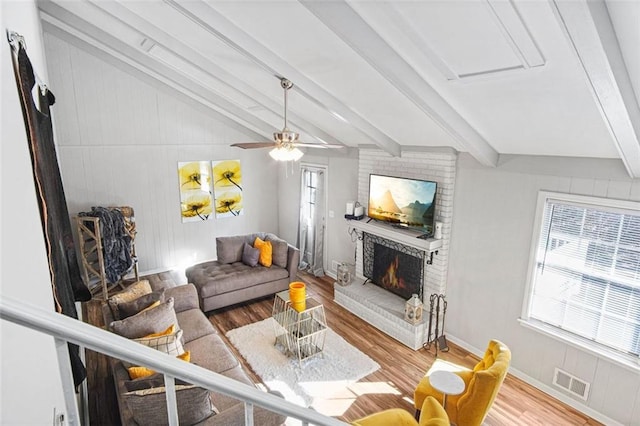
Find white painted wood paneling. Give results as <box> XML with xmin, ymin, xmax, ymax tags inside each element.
<box><xmin>44</xmin><ymin>32</ymin><xmax>281</xmax><ymax>276</ymax></box>
<box><xmin>448</xmin><ymin>153</ymin><xmax>640</xmax><ymax>425</ymax></box>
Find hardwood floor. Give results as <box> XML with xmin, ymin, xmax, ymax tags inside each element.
<box><xmin>83</xmin><ymin>271</ymin><xmax>602</xmax><ymax>425</ymax></box>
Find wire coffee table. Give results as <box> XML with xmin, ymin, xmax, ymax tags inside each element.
<box><xmin>272</xmin><ymin>290</ymin><xmax>328</xmax><ymax>365</ymax></box>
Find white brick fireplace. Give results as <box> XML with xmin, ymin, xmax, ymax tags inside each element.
<box><xmin>334</xmin><ymin>148</ymin><xmax>457</xmax><ymax>350</ymax></box>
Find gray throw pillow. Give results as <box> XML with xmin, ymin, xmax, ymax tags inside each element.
<box><xmin>110</xmin><ymin>297</ymin><xmax>177</xmax><ymax>339</ymax></box>
<box><xmin>123</xmin><ymin>384</ymin><xmax>216</xmax><ymax>426</ymax></box>
<box><xmin>242</xmin><ymin>242</ymin><xmax>260</xmax><ymax>267</ymax></box>
<box><xmin>107</xmin><ymin>280</ymin><xmax>153</xmax><ymax>319</ymax></box>
<box><xmin>116</xmin><ymin>290</ymin><xmax>166</xmax><ymax>320</ymax></box>
<box><xmin>266</xmin><ymin>236</ymin><xmax>288</xmax><ymax>268</ymax></box>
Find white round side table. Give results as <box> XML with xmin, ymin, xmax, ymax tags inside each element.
<box><xmin>429</xmin><ymin>370</ymin><xmax>465</xmax><ymax>410</ymax></box>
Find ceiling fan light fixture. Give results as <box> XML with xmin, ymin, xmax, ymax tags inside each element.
<box><xmin>269</xmin><ymin>146</ymin><xmax>304</xmax><ymax>162</ymax></box>
<box><xmin>273</xmin><ymin>129</ymin><xmax>299</xmax><ymax>143</ymax></box>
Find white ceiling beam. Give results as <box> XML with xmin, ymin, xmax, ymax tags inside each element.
<box><xmin>38</xmin><ymin>2</ymin><xmax>276</xmax><ymax>140</ymax></box>
<box><xmin>552</xmin><ymin>0</ymin><xmax>640</xmax><ymax>178</ymax></box>
<box><xmin>164</xmin><ymin>0</ymin><xmax>401</xmax><ymax>158</ymax></box>
<box><xmin>79</xmin><ymin>0</ymin><xmax>347</xmax><ymax>148</ymax></box>
<box><xmin>301</xmin><ymin>0</ymin><xmax>499</xmax><ymax>168</ymax></box>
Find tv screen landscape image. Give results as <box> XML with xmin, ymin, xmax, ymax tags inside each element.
<box><xmin>368</xmin><ymin>174</ymin><xmax>437</xmax><ymax>232</ymax></box>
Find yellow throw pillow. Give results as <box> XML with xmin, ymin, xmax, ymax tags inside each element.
<box><xmin>128</xmin><ymin>366</ymin><xmax>155</xmax><ymax>380</ymax></box>
<box><xmin>127</xmin><ymin>351</ymin><xmax>192</xmax><ymax>379</ymax></box>
<box><xmin>142</xmin><ymin>324</ymin><xmax>175</xmax><ymax>339</ymax></box>
<box><xmin>253</xmin><ymin>237</ymin><xmax>273</xmax><ymax>267</ymax></box>
<box><xmin>140</xmin><ymin>300</ymin><xmax>161</xmax><ymax>314</ymax></box>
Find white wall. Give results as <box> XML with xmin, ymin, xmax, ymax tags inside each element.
<box><xmin>43</xmin><ymin>33</ymin><xmax>281</xmax><ymax>277</ymax></box>
<box><xmin>447</xmin><ymin>153</ymin><xmax>640</xmax><ymax>425</ymax></box>
<box><xmin>277</xmin><ymin>153</ymin><xmax>359</xmax><ymax>276</ymax></box>
<box><xmin>1</xmin><ymin>1</ymin><xmax>68</xmax><ymax>423</ymax></box>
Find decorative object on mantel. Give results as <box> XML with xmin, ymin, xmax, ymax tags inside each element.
<box><xmin>336</xmin><ymin>262</ymin><xmax>353</xmax><ymax>286</ymax></box>
<box><xmin>178</xmin><ymin>161</ymin><xmax>213</xmax><ymax>222</ymax></box>
<box><xmin>434</xmin><ymin>220</ymin><xmax>443</xmax><ymax>239</ymax></box>
<box><xmin>230</xmin><ymin>77</ymin><xmax>343</xmax><ymax>161</ymax></box>
<box><xmin>423</xmin><ymin>293</ymin><xmax>449</xmax><ymax>355</ymax></box>
<box><xmin>404</xmin><ymin>293</ymin><xmax>423</xmax><ymax>325</ymax></box>
<box><xmin>345</xmin><ymin>201</ymin><xmax>365</xmax><ymax>220</ymax></box>
<box><xmin>212</xmin><ymin>159</ymin><xmax>243</xmax><ymax>218</ymax></box>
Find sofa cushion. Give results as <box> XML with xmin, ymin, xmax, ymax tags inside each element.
<box><xmin>165</xmin><ymin>284</ymin><xmax>200</xmax><ymax>313</ymax></box>
<box><xmin>123</xmin><ymin>384</ymin><xmax>216</xmax><ymax>426</ymax></box>
<box><xmin>253</xmin><ymin>237</ymin><xmax>272</xmax><ymax>267</ymax></box>
<box><xmin>241</xmin><ymin>243</ymin><xmax>260</xmax><ymax>267</ymax></box>
<box><xmin>209</xmin><ymin>365</ymin><xmax>257</xmax><ymax>411</ymax></box>
<box><xmin>176</xmin><ymin>309</ymin><xmax>217</xmax><ymax>343</ymax></box>
<box><xmin>116</xmin><ymin>290</ymin><xmax>166</xmax><ymax>320</ymax></box>
<box><xmin>216</xmin><ymin>235</ymin><xmax>247</xmax><ymax>264</ymax></box>
<box><xmin>110</xmin><ymin>297</ymin><xmax>177</xmax><ymax>339</ymax></box>
<box><xmin>185</xmin><ymin>334</ymin><xmax>240</xmax><ymax>373</ymax></box>
<box><xmin>266</xmin><ymin>235</ymin><xmax>288</xmax><ymax>268</ymax></box>
<box><xmin>190</xmin><ymin>262</ymin><xmax>289</xmax><ymax>298</ymax></box>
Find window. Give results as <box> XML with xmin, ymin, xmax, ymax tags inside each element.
<box><xmin>523</xmin><ymin>192</ymin><xmax>640</xmax><ymax>363</ymax></box>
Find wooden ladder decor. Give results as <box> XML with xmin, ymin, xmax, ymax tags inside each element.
<box><xmin>75</xmin><ymin>207</ymin><xmax>139</xmax><ymax>300</ymax></box>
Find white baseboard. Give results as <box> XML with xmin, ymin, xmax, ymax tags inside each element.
<box><xmin>444</xmin><ymin>335</ymin><xmax>622</xmax><ymax>426</ymax></box>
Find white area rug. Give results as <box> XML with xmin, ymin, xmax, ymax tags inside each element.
<box><xmin>226</xmin><ymin>317</ymin><xmax>380</xmax><ymax>409</ymax></box>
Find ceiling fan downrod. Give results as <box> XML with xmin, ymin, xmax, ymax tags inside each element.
<box><xmin>274</xmin><ymin>77</ymin><xmax>299</xmax><ymax>143</ymax></box>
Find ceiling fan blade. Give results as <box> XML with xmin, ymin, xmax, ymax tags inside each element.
<box><xmin>232</xmin><ymin>78</ymin><xmax>345</xmax><ymax>153</ymax></box>
<box><xmin>297</xmin><ymin>143</ymin><xmax>344</xmax><ymax>149</ymax></box>
<box><xmin>231</xmin><ymin>142</ymin><xmax>277</xmax><ymax>149</ymax></box>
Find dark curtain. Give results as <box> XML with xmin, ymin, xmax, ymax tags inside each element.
<box><xmin>11</xmin><ymin>43</ymin><xmax>91</xmax><ymax>389</ymax></box>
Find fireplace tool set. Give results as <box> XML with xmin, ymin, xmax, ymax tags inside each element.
<box><xmin>423</xmin><ymin>293</ymin><xmax>449</xmax><ymax>355</ymax></box>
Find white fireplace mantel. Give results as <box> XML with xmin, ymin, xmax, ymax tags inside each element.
<box><xmin>346</xmin><ymin>218</ymin><xmax>442</xmax><ymax>252</ymax></box>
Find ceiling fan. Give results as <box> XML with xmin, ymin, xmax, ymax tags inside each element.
<box><xmin>231</xmin><ymin>78</ymin><xmax>343</xmax><ymax>160</ymax></box>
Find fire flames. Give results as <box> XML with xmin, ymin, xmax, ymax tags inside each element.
<box><xmin>381</xmin><ymin>255</ymin><xmax>404</xmax><ymax>289</ymax></box>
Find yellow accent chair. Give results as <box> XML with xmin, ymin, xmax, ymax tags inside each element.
<box><xmin>352</xmin><ymin>396</ymin><xmax>450</xmax><ymax>426</ymax></box>
<box><xmin>414</xmin><ymin>339</ymin><xmax>511</xmax><ymax>426</ymax></box>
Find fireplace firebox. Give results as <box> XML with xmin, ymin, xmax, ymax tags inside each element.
<box><xmin>363</xmin><ymin>232</ymin><xmax>425</xmax><ymax>301</ymax></box>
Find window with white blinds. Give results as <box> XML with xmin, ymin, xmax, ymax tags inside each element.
<box><xmin>526</xmin><ymin>192</ymin><xmax>640</xmax><ymax>359</ymax></box>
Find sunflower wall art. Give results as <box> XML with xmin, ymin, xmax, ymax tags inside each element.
<box><xmin>212</xmin><ymin>159</ymin><xmax>243</xmax><ymax>218</ymax></box>
<box><xmin>178</xmin><ymin>161</ymin><xmax>213</xmax><ymax>222</ymax></box>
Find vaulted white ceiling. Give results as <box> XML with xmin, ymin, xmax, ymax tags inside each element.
<box><xmin>38</xmin><ymin>0</ymin><xmax>640</xmax><ymax>177</ymax></box>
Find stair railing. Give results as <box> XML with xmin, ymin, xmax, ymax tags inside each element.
<box><xmin>0</xmin><ymin>295</ymin><xmax>346</xmax><ymax>426</ymax></box>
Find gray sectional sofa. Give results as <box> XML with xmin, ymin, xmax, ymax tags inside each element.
<box><xmin>103</xmin><ymin>281</ymin><xmax>286</xmax><ymax>426</ymax></box>
<box><xmin>186</xmin><ymin>233</ymin><xmax>300</xmax><ymax>312</ymax></box>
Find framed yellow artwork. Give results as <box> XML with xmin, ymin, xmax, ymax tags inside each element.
<box><xmin>212</xmin><ymin>159</ymin><xmax>243</xmax><ymax>218</ymax></box>
<box><xmin>178</xmin><ymin>161</ymin><xmax>213</xmax><ymax>222</ymax></box>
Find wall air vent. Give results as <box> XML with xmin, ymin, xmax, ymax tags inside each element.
<box><xmin>553</xmin><ymin>368</ymin><xmax>590</xmax><ymax>401</ymax></box>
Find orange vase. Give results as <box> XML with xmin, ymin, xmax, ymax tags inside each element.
<box><xmin>289</xmin><ymin>282</ymin><xmax>306</xmax><ymax>312</ymax></box>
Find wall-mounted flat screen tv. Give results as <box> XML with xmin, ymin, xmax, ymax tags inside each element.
<box><xmin>367</xmin><ymin>174</ymin><xmax>437</xmax><ymax>233</ymax></box>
